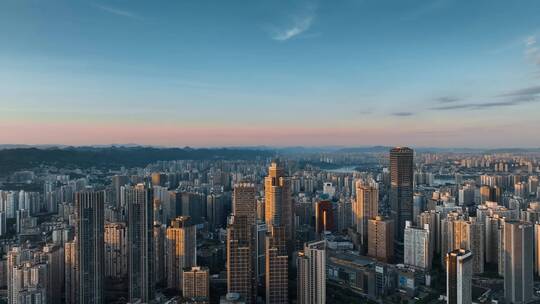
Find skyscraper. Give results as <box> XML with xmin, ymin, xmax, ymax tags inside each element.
<box><xmin>297</xmin><ymin>240</ymin><xmax>326</xmax><ymax>304</ymax></box>
<box><xmin>126</xmin><ymin>184</ymin><xmax>154</xmax><ymax>303</ymax></box>
<box><xmin>166</xmin><ymin>216</ymin><xmax>197</xmax><ymax>291</ymax></box>
<box><xmin>227</xmin><ymin>216</ymin><xmax>255</xmax><ymax>303</ymax></box>
<box><xmin>353</xmin><ymin>181</ymin><xmax>378</xmax><ymax>251</ymax></box>
<box><xmin>76</xmin><ymin>190</ymin><xmax>105</xmax><ymax>304</ymax></box>
<box><xmin>265</xmin><ymin>226</ymin><xmax>288</xmax><ymax>304</ymax></box>
<box><xmin>233</xmin><ymin>183</ymin><xmax>257</xmax><ymax>227</ymax></box>
<box><xmin>446</xmin><ymin>249</ymin><xmax>472</xmax><ymax>304</ymax></box>
<box><xmin>504</xmin><ymin>220</ymin><xmax>533</xmax><ymax>304</ymax></box>
<box><xmin>183</xmin><ymin>266</ymin><xmax>210</xmax><ymax>302</ymax></box>
<box><xmin>264</xmin><ymin>162</ymin><xmax>293</xmax><ymax>243</ymax></box>
<box><xmin>389</xmin><ymin>147</ymin><xmax>414</xmax><ymax>243</ymax></box>
<box><xmin>367</xmin><ymin>216</ymin><xmax>394</xmax><ymax>263</ymax></box>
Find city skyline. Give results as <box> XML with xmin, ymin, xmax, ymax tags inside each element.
<box><xmin>2</xmin><ymin>1</ymin><xmax>540</xmax><ymax>147</ymax></box>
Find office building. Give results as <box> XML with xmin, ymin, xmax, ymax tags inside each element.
<box><xmin>264</xmin><ymin>162</ymin><xmax>293</xmax><ymax>243</ymax></box>
<box><xmin>389</xmin><ymin>147</ymin><xmax>414</xmax><ymax>243</ymax></box>
<box><xmin>76</xmin><ymin>191</ymin><xmax>105</xmax><ymax>304</ymax></box>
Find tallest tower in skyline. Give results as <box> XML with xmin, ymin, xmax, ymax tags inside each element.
<box><xmin>389</xmin><ymin>147</ymin><xmax>414</xmax><ymax>243</ymax></box>
<box><xmin>264</xmin><ymin>161</ymin><xmax>293</xmax><ymax>242</ymax></box>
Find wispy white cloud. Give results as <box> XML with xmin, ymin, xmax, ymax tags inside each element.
<box><xmin>523</xmin><ymin>33</ymin><xmax>540</xmax><ymax>77</ymax></box>
<box><xmin>270</xmin><ymin>2</ymin><xmax>317</xmax><ymax>41</ymax></box>
<box><xmin>93</xmin><ymin>3</ymin><xmax>140</xmax><ymax>19</ymax></box>
<box><xmin>272</xmin><ymin>15</ymin><xmax>314</xmax><ymax>41</ymax></box>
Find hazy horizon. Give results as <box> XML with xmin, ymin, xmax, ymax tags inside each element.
<box><xmin>1</xmin><ymin>142</ymin><xmax>540</xmax><ymax>150</ymax></box>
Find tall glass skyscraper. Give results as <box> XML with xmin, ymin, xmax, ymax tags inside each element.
<box><xmin>389</xmin><ymin>147</ymin><xmax>414</xmax><ymax>243</ymax></box>
<box><xmin>76</xmin><ymin>190</ymin><xmax>105</xmax><ymax>304</ymax></box>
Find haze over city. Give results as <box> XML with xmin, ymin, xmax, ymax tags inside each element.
<box><xmin>1</xmin><ymin>0</ymin><xmax>540</xmax><ymax>147</ymax></box>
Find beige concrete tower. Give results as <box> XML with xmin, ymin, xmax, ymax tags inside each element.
<box><xmin>264</xmin><ymin>162</ymin><xmax>293</xmax><ymax>242</ymax></box>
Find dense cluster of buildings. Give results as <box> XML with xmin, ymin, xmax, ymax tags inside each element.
<box><xmin>0</xmin><ymin>147</ymin><xmax>539</xmax><ymax>303</ymax></box>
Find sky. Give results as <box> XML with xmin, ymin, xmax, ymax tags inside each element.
<box><xmin>1</xmin><ymin>0</ymin><xmax>540</xmax><ymax>148</ymax></box>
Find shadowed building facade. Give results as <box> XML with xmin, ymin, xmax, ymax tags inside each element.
<box><xmin>76</xmin><ymin>190</ymin><xmax>105</xmax><ymax>304</ymax></box>
<box><xmin>315</xmin><ymin>200</ymin><xmax>334</xmax><ymax>234</ymax></box>
<box><xmin>126</xmin><ymin>184</ymin><xmax>154</xmax><ymax>303</ymax></box>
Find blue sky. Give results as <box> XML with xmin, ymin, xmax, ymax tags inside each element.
<box><xmin>1</xmin><ymin>0</ymin><xmax>539</xmax><ymax>147</ymax></box>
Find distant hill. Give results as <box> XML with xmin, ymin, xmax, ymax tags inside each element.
<box><xmin>0</xmin><ymin>146</ymin><xmax>274</xmax><ymax>175</ymax></box>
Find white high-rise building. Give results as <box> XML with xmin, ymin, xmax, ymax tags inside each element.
<box><xmin>404</xmin><ymin>221</ymin><xmax>431</xmax><ymax>270</ymax></box>
<box><xmin>297</xmin><ymin>240</ymin><xmax>326</xmax><ymax>304</ymax></box>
